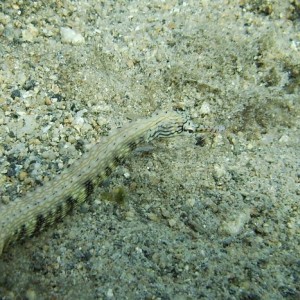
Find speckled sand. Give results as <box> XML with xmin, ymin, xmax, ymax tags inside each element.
<box><xmin>0</xmin><ymin>1</ymin><xmax>299</xmax><ymax>299</ymax></box>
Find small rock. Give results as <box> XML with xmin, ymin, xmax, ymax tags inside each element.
<box><xmin>106</xmin><ymin>288</ymin><xmax>114</xmax><ymax>298</ymax></box>
<box><xmin>279</xmin><ymin>134</ymin><xmax>289</xmax><ymax>144</ymax></box>
<box><xmin>186</xmin><ymin>198</ymin><xmax>195</xmax><ymax>207</ymax></box>
<box><xmin>22</xmin><ymin>24</ymin><xmax>39</xmax><ymax>42</ymax></box>
<box><xmin>25</xmin><ymin>289</ymin><xmax>37</xmax><ymax>300</ymax></box>
<box><xmin>60</xmin><ymin>27</ymin><xmax>85</xmax><ymax>45</ymax></box>
<box><xmin>168</xmin><ymin>218</ymin><xmax>177</xmax><ymax>227</ymax></box>
<box><xmin>19</xmin><ymin>171</ymin><xmax>28</xmax><ymax>181</ymax></box>
<box><xmin>199</xmin><ymin>102</ymin><xmax>211</xmax><ymax>115</ymax></box>
<box><xmin>11</xmin><ymin>89</ymin><xmax>21</xmax><ymax>99</ymax></box>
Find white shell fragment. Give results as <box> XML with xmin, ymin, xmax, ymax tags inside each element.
<box><xmin>60</xmin><ymin>27</ymin><xmax>85</xmax><ymax>45</ymax></box>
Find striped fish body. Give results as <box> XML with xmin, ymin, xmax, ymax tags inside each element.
<box><xmin>0</xmin><ymin>111</ymin><xmax>188</xmax><ymax>255</ymax></box>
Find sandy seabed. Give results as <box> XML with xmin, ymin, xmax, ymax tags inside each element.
<box><xmin>0</xmin><ymin>1</ymin><xmax>299</xmax><ymax>299</ymax></box>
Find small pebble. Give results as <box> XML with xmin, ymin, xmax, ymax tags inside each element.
<box><xmin>199</xmin><ymin>102</ymin><xmax>211</xmax><ymax>115</ymax></box>
<box><xmin>22</xmin><ymin>24</ymin><xmax>39</xmax><ymax>42</ymax></box>
<box><xmin>44</xmin><ymin>97</ymin><xmax>52</xmax><ymax>105</ymax></box>
<box><xmin>25</xmin><ymin>289</ymin><xmax>37</xmax><ymax>300</ymax></box>
<box><xmin>19</xmin><ymin>171</ymin><xmax>28</xmax><ymax>181</ymax></box>
<box><xmin>187</xmin><ymin>198</ymin><xmax>195</xmax><ymax>207</ymax></box>
<box><xmin>168</xmin><ymin>218</ymin><xmax>177</xmax><ymax>227</ymax></box>
<box><xmin>106</xmin><ymin>288</ymin><xmax>114</xmax><ymax>298</ymax></box>
<box><xmin>60</xmin><ymin>27</ymin><xmax>85</xmax><ymax>44</ymax></box>
<box><xmin>279</xmin><ymin>134</ymin><xmax>289</xmax><ymax>144</ymax></box>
